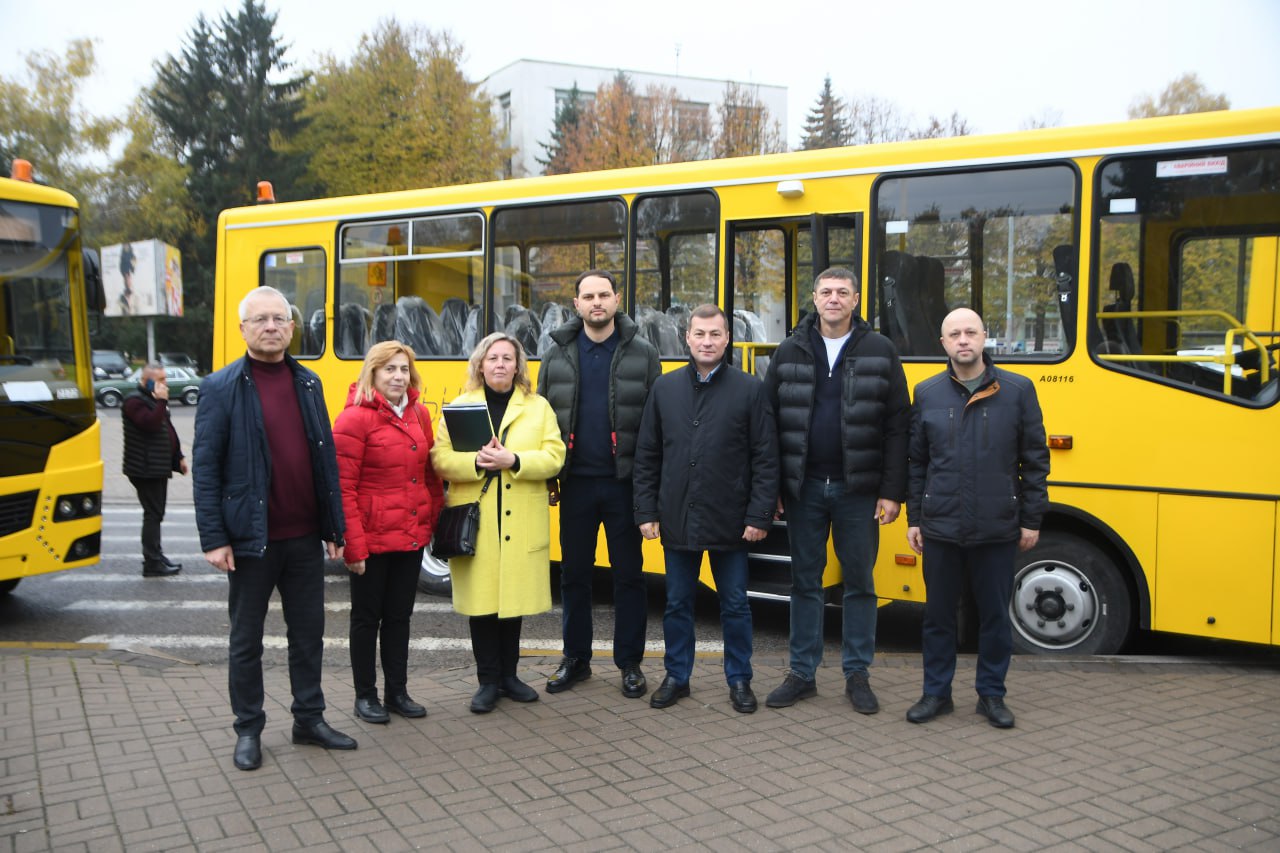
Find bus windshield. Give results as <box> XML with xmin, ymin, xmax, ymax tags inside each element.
<box><xmin>0</xmin><ymin>199</ymin><xmax>87</xmax><ymax>405</ymax></box>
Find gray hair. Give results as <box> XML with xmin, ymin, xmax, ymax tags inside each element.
<box><xmin>238</xmin><ymin>286</ymin><xmax>291</xmax><ymax>322</ymax></box>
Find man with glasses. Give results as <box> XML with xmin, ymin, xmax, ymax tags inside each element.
<box><xmin>194</xmin><ymin>286</ymin><xmax>353</xmax><ymax>771</ymax></box>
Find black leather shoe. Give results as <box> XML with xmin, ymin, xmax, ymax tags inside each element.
<box><xmin>546</xmin><ymin>657</ymin><xmax>591</xmax><ymax>693</ymax></box>
<box><xmin>845</xmin><ymin>672</ymin><xmax>880</xmax><ymax>714</ymax></box>
<box><xmin>292</xmin><ymin>720</ymin><xmax>358</xmax><ymax>750</ymax></box>
<box><xmin>498</xmin><ymin>676</ymin><xmax>539</xmax><ymax>703</ymax></box>
<box><xmin>470</xmin><ymin>683</ymin><xmax>499</xmax><ymax>714</ymax></box>
<box><xmin>765</xmin><ymin>673</ymin><xmax>817</xmax><ymax>708</ymax></box>
<box><xmin>649</xmin><ymin>676</ymin><xmax>689</xmax><ymax>709</ymax></box>
<box><xmin>976</xmin><ymin>695</ymin><xmax>1016</xmax><ymax>728</ymax></box>
<box><xmin>233</xmin><ymin>734</ymin><xmax>261</xmax><ymax>771</ymax></box>
<box><xmin>620</xmin><ymin>665</ymin><xmax>647</xmax><ymax>698</ymax></box>
<box><xmin>906</xmin><ymin>694</ymin><xmax>954</xmax><ymax>724</ymax></box>
<box><xmin>354</xmin><ymin>696</ymin><xmax>389</xmax><ymax>724</ymax></box>
<box><xmin>385</xmin><ymin>694</ymin><xmax>427</xmax><ymax>718</ymax></box>
<box><xmin>729</xmin><ymin>680</ymin><xmax>757</xmax><ymax>714</ymax></box>
<box><xmin>160</xmin><ymin>554</ymin><xmax>182</xmax><ymax>569</ymax></box>
<box><xmin>142</xmin><ymin>561</ymin><xmax>181</xmax><ymax>577</ymax></box>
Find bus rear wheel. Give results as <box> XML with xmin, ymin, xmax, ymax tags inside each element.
<box><xmin>1010</xmin><ymin>532</ymin><xmax>1132</xmax><ymax>655</ymax></box>
<box><xmin>417</xmin><ymin>547</ymin><xmax>452</xmax><ymax>597</ymax></box>
<box><xmin>0</xmin><ymin>578</ymin><xmax>19</xmax><ymax>595</ymax></box>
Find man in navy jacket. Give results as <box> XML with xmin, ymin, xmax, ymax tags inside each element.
<box><xmin>634</xmin><ymin>304</ymin><xmax>778</xmax><ymax>714</ymax></box>
<box><xmin>905</xmin><ymin>308</ymin><xmax>1049</xmax><ymax>728</ymax></box>
<box><xmin>194</xmin><ymin>286</ymin><xmax>351</xmax><ymax>771</ymax></box>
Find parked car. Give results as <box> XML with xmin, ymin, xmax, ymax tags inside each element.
<box><xmin>159</xmin><ymin>352</ymin><xmax>200</xmax><ymax>374</ymax></box>
<box><xmin>95</xmin><ymin>366</ymin><xmax>203</xmax><ymax>408</ymax></box>
<box><xmin>92</xmin><ymin>350</ymin><xmax>131</xmax><ymax>379</ymax></box>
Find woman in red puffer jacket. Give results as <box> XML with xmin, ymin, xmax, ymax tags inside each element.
<box><xmin>333</xmin><ymin>341</ymin><xmax>443</xmax><ymax>724</ymax></box>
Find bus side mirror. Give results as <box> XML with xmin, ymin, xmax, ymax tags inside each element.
<box><xmin>82</xmin><ymin>248</ymin><xmax>105</xmax><ymax>313</ymax></box>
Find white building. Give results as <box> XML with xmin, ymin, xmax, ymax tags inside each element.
<box><xmin>481</xmin><ymin>59</ymin><xmax>788</xmax><ymax>178</ymax></box>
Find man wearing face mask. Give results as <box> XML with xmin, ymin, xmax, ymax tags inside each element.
<box><xmin>122</xmin><ymin>363</ymin><xmax>187</xmax><ymax>577</ymax></box>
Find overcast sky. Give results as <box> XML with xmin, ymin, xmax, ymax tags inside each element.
<box><xmin>3</xmin><ymin>0</ymin><xmax>1278</xmax><ymax>151</ymax></box>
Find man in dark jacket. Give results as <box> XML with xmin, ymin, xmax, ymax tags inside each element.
<box><xmin>905</xmin><ymin>308</ymin><xmax>1049</xmax><ymax>729</ymax></box>
<box><xmin>194</xmin><ymin>286</ymin><xmax>353</xmax><ymax>772</ymax></box>
<box><xmin>122</xmin><ymin>363</ymin><xmax>187</xmax><ymax>577</ymax></box>
<box><xmin>634</xmin><ymin>304</ymin><xmax>778</xmax><ymax>714</ymax></box>
<box><xmin>539</xmin><ymin>270</ymin><xmax>661</xmax><ymax>699</ymax></box>
<box><xmin>762</xmin><ymin>267</ymin><xmax>910</xmax><ymax>715</ymax></box>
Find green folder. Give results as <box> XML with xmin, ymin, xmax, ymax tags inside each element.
<box><xmin>442</xmin><ymin>403</ymin><xmax>494</xmax><ymax>451</ymax></box>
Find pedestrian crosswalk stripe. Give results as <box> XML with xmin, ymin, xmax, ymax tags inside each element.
<box><xmin>75</xmin><ymin>635</ymin><xmax>706</xmax><ymax>653</ymax></box>
<box><xmin>64</xmin><ymin>599</ymin><xmax>456</xmax><ymax>613</ymax></box>
<box><xmin>52</xmin><ymin>572</ymin><xmax>352</xmax><ymax>583</ymax></box>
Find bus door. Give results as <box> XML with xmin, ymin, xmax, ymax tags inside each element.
<box><xmin>726</xmin><ymin>212</ymin><xmax>862</xmax><ymax>599</ymax></box>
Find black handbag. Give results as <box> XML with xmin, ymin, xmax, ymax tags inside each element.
<box><xmin>431</xmin><ymin>474</ymin><xmax>495</xmax><ymax>560</ymax></box>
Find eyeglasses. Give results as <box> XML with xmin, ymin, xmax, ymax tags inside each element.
<box><xmin>245</xmin><ymin>314</ymin><xmax>292</xmax><ymax>327</ymax></box>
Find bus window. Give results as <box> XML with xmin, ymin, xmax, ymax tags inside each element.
<box><xmin>1096</xmin><ymin>146</ymin><xmax>1280</xmax><ymax>402</ymax></box>
<box><xmin>732</xmin><ymin>226</ymin><xmax>786</xmax><ymax>353</ymax></box>
<box><xmin>873</xmin><ymin>165</ymin><xmax>1078</xmax><ymax>358</ymax></box>
<box><xmin>633</xmin><ymin>192</ymin><xmax>718</xmax><ymax>357</ymax></box>
<box><xmin>262</xmin><ymin>248</ymin><xmax>325</xmax><ymax>358</ymax></box>
<box><xmin>491</xmin><ymin>199</ymin><xmax>626</xmax><ymax>358</ymax></box>
<box><xmin>337</xmin><ymin>213</ymin><xmax>484</xmax><ymax>359</ymax></box>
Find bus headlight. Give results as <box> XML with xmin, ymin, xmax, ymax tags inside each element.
<box><xmin>54</xmin><ymin>492</ymin><xmax>101</xmax><ymax>521</ymax></box>
<box><xmin>65</xmin><ymin>533</ymin><xmax>100</xmax><ymax>561</ymax></box>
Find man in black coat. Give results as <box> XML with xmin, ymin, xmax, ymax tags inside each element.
<box><xmin>634</xmin><ymin>304</ymin><xmax>778</xmax><ymax>714</ymax></box>
<box><xmin>122</xmin><ymin>363</ymin><xmax>186</xmax><ymax>577</ymax></box>
<box><xmin>905</xmin><ymin>308</ymin><xmax>1049</xmax><ymax>729</ymax></box>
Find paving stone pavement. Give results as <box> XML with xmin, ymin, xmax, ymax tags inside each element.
<box><xmin>1</xmin><ymin>648</ymin><xmax>1277</xmax><ymax>852</ymax></box>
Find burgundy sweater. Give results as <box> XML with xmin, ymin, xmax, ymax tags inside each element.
<box><xmin>249</xmin><ymin>357</ymin><xmax>318</xmax><ymax>540</ymax></box>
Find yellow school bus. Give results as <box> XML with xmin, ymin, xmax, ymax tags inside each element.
<box><xmin>0</xmin><ymin>161</ymin><xmax>104</xmax><ymax>594</ymax></box>
<box><xmin>214</xmin><ymin>107</ymin><xmax>1280</xmax><ymax>653</ymax></box>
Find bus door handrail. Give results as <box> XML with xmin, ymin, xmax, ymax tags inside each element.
<box><xmin>732</xmin><ymin>341</ymin><xmax>779</xmax><ymax>376</ymax></box>
<box><xmin>1095</xmin><ymin>309</ymin><xmax>1271</xmax><ymax>395</ymax></box>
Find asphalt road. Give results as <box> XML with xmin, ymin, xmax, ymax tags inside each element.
<box><xmin>1</xmin><ymin>405</ymin><xmax>1275</xmax><ymax>674</ymax></box>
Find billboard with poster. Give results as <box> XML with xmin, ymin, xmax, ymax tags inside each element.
<box><xmin>100</xmin><ymin>239</ymin><xmax>183</xmax><ymax>318</ymax></box>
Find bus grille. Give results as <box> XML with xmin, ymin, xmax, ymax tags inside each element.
<box><xmin>0</xmin><ymin>491</ymin><xmax>39</xmax><ymax>538</ymax></box>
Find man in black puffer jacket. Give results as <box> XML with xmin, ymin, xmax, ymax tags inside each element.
<box><xmin>123</xmin><ymin>363</ymin><xmax>187</xmax><ymax>577</ymax></box>
<box><xmin>538</xmin><ymin>269</ymin><xmax>660</xmax><ymax>700</ymax></box>
<box><xmin>905</xmin><ymin>308</ymin><xmax>1049</xmax><ymax>729</ymax></box>
<box><xmin>762</xmin><ymin>267</ymin><xmax>910</xmax><ymax>716</ymax></box>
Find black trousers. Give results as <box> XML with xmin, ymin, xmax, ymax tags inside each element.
<box><xmin>469</xmin><ymin>615</ymin><xmax>523</xmax><ymax>684</ymax></box>
<box><xmin>128</xmin><ymin>476</ymin><xmax>168</xmax><ymax>563</ymax></box>
<box><xmin>227</xmin><ymin>535</ymin><xmax>326</xmax><ymax>735</ymax></box>
<box><xmin>349</xmin><ymin>548</ymin><xmax>422</xmax><ymax>700</ymax></box>
<box><xmin>557</xmin><ymin>476</ymin><xmax>647</xmax><ymax>668</ymax></box>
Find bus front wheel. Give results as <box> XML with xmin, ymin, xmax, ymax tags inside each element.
<box><xmin>417</xmin><ymin>548</ymin><xmax>452</xmax><ymax>597</ymax></box>
<box><xmin>0</xmin><ymin>578</ymin><xmax>19</xmax><ymax>596</ymax></box>
<box><xmin>1010</xmin><ymin>532</ymin><xmax>1132</xmax><ymax>655</ymax></box>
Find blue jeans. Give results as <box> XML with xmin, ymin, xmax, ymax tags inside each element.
<box><xmin>227</xmin><ymin>535</ymin><xmax>326</xmax><ymax>735</ymax></box>
<box><xmin>785</xmin><ymin>479</ymin><xmax>878</xmax><ymax>680</ymax></box>
<box><xmin>921</xmin><ymin>538</ymin><xmax>1018</xmax><ymax>698</ymax></box>
<box><xmin>557</xmin><ymin>477</ymin><xmax>647</xmax><ymax>668</ymax></box>
<box><xmin>662</xmin><ymin>548</ymin><xmax>752</xmax><ymax>686</ymax></box>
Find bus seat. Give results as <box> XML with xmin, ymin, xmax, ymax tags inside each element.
<box><xmin>1053</xmin><ymin>244</ymin><xmax>1078</xmax><ymax>350</ymax></box>
<box><xmin>916</xmin><ymin>255</ymin><xmax>948</xmax><ymax>357</ymax></box>
<box><xmin>637</xmin><ymin>306</ymin><xmax>683</xmax><ymax>357</ymax></box>
<box><xmin>1101</xmin><ymin>263</ymin><xmax>1140</xmax><ymax>354</ymax></box>
<box><xmin>666</xmin><ymin>305</ymin><xmax>691</xmax><ymax>342</ymax></box>
<box><xmin>395</xmin><ymin>296</ymin><xmax>441</xmax><ymax>356</ymax></box>
<box><xmin>439</xmin><ymin>298</ymin><xmax>469</xmax><ymax>356</ymax></box>
<box><xmin>338</xmin><ymin>303</ymin><xmax>370</xmax><ymax>356</ymax></box>
<box><xmin>287</xmin><ymin>304</ymin><xmax>304</xmax><ymax>355</ymax></box>
<box><xmin>307</xmin><ymin>309</ymin><xmax>325</xmax><ymax>354</ymax></box>
<box><xmin>503</xmin><ymin>305</ymin><xmax>540</xmax><ymax>356</ymax></box>
<box><xmin>461</xmin><ymin>304</ymin><xmax>482</xmax><ymax>353</ymax></box>
<box><xmin>537</xmin><ymin>303</ymin><xmax>573</xmax><ymax>356</ymax></box>
<box><xmin>879</xmin><ymin>251</ymin><xmax>915</xmax><ymax>354</ymax></box>
<box><xmin>372</xmin><ymin>302</ymin><xmax>397</xmax><ymax>343</ymax></box>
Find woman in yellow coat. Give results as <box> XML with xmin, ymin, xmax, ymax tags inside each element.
<box><xmin>431</xmin><ymin>332</ymin><xmax>565</xmax><ymax>713</ymax></box>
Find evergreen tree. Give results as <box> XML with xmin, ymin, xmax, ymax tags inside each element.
<box><xmin>800</xmin><ymin>76</ymin><xmax>850</xmax><ymax>150</ymax></box>
<box><xmin>538</xmin><ymin>83</ymin><xmax>584</xmax><ymax>175</ymax></box>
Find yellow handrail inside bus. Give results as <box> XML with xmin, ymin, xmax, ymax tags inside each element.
<box><xmin>733</xmin><ymin>341</ymin><xmax>779</xmax><ymax>376</ymax></box>
<box><xmin>1095</xmin><ymin>309</ymin><xmax>1272</xmax><ymax>395</ymax></box>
